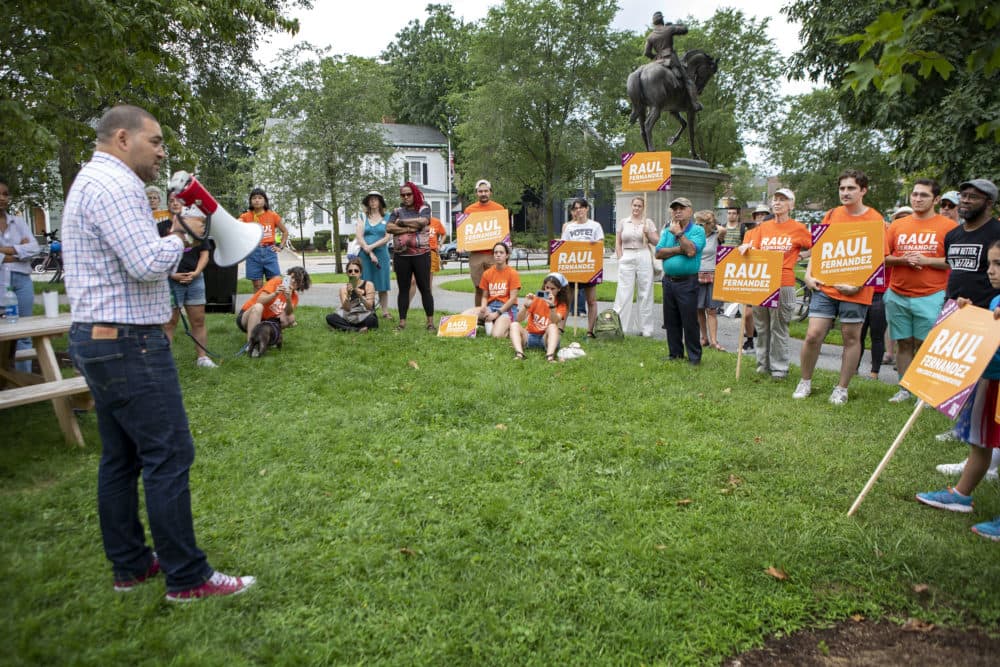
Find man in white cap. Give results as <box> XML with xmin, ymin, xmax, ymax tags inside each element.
<box><xmin>464</xmin><ymin>179</ymin><xmax>509</xmax><ymax>309</ymax></box>
<box><xmin>739</xmin><ymin>188</ymin><xmax>812</xmax><ymax>378</ymax></box>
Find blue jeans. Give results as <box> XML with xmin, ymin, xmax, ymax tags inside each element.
<box><xmin>69</xmin><ymin>323</ymin><xmax>212</xmax><ymax>591</ymax></box>
<box><xmin>10</xmin><ymin>271</ymin><xmax>34</xmax><ymax>372</ymax></box>
<box><xmin>662</xmin><ymin>274</ymin><xmax>701</xmax><ymax>363</ymax></box>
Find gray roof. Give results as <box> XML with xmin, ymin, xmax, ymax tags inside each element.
<box><xmin>379</xmin><ymin>123</ymin><xmax>447</xmax><ymax>148</ymax></box>
<box><xmin>265</xmin><ymin>118</ymin><xmax>446</xmax><ymax>149</ymax></box>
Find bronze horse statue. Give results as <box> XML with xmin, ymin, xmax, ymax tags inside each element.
<box><xmin>627</xmin><ymin>50</ymin><xmax>718</xmax><ymax>159</ymax></box>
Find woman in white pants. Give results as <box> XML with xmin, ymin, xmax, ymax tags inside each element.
<box><xmin>613</xmin><ymin>197</ymin><xmax>659</xmax><ymax>336</ymax></box>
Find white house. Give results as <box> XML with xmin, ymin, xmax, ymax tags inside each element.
<box><xmin>264</xmin><ymin>120</ymin><xmax>452</xmax><ymax>243</ymax></box>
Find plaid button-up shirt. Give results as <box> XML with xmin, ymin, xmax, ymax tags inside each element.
<box><xmin>63</xmin><ymin>152</ymin><xmax>184</xmax><ymax>324</ymax></box>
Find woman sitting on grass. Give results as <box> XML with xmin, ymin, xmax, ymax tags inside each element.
<box><xmin>327</xmin><ymin>258</ymin><xmax>378</xmax><ymax>333</ymax></box>
<box><xmin>463</xmin><ymin>242</ymin><xmax>521</xmax><ymax>338</ymax></box>
<box><xmin>510</xmin><ymin>272</ymin><xmax>569</xmax><ymax>362</ymax></box>
<box><xmin>915</xmin><ymin>239</ymin><xmax>1000</xmax><ymax>541</ymax></box>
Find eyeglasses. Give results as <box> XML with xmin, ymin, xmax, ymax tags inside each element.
<box><xmin>347</xmin><ymin>269</ymin><xmax>361</xmax><ymax>275</ymax></box>
<box><xmin>959</xmin><ymin>192</ymin><xmax>986</xmax><ymax>202</ymax></box>
<box><xmin>940</xmin><ymin>201</ymin><xmax>957</xmax><ymax>208</ymax></box>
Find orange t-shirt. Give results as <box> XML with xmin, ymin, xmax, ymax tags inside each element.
<box><xmin>428</xmin><ymin>217</ymin><xmax>446</xmax><ymax>251</ymax></box>
<box><xmin>464</xmin><ymin>201</ymin><xmax>508</xmax><ymax>254</ymax></box>
<box><xmin>479</xmin><ymin>265</ymin><xmax>521</xmax><ymax>305</ymax></box>
<box><xmin>887</xmin><ymin>214</ymin><xmax>956</xmax><ymax>297</ymax></box>
<box><xmin>816</xmin><ymin>206</ymin><xmax>885</xmax><ymax>306</ymax></box>
<box><xmin>240</xmin><ymin>276</ymin><xmax>297</xmax><ymax>319</ymax></box>
<box><xmin>525</xmin><ymin>297</ymin><xmax>568</xmax><ymax>334</ymax></box>
<box><xmin>239</xmin><ymin>210</ymin><xmax>282</xmax><ymax>245</ymax></box>
<box><xmin>744</xmin><ymin>218</ymin><xmax>813</xmax><ymax>287</ymax></box>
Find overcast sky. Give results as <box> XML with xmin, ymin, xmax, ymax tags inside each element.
<box><xmin>256</xmin><ymin>0</ymin><xmax>806</xmax><ymax>68</ymax></box>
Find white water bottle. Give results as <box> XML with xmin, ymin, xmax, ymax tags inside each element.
<box><xmin>2</xmin><ymin>288</ymin><xmax>18</xmax><ymax>324</ymax></box>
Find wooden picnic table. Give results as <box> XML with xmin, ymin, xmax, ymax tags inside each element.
<box><xmin>0</xmin><ymin>313</ymin><xmax>90</xmax><ymax>447</ymax></box>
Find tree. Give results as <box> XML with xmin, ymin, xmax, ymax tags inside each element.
<box><xmin>765</xmin><ymin>89</ymin><xmax>899</xmax><ymax>213</ymax></box>
<box><xmin>784</xmin><ymin>0</ymin><xmax>999</xmax><ymax>184</ymax></box>
<box><xmin>621</xmin><ymin>9</ymin><xmax>786</xmax><ymax>169</ymax></box>
<box><xmin>455</xmin><ymin>0</ymin><xmax>633</xmax><ymax>235</ymax></box>
<box><xmin>0</xmin><ymin>0</ymin><xmax>303</xmax><ymax>198</ymax></box>
<box><xmin>262</xmin><ymin>51</ymin><xmax>399</xmax><ymax>273</ymax></box>
<box><xmin>381</xmin><ymin>3</ymin><xmax>473</xmax><ymax>135</ymax></box>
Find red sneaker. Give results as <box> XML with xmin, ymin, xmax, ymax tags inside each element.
<box><xmin>165</xmin><ymin>571</ymin><xmax>256</xmax><ymax>602</ymax></box>
<box><xmin>113</xmin><ymin>555</ymin><xmax>161</xmax><ymax>592</ymax></box>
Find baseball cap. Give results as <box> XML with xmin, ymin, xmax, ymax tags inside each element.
<box><xmin>475</xmin><ymin>179</ymin><xmax>492</xmax><ymax>190</ymax></box>
<box><xmin>940</xmin><ymin>191</ymin><xmax>960</xmax><ymax>205</ymax></box>
<box><xmin>958</xmin><ymin>178</ymin><xmax>998</xmax><ymax>201</ymax></box>
<box><xmin>669</xmin><ymin>196</ymin><xmax>693</xmax><ymax>209</ymax></box>
<box><xmin>773</xmin><ymin>188</ymin><xmax>795</xmax><ymax>201</ymax></box>
<box><xmin>892</xmin><ymin>206</ymin><xmax>914</xmax><ymax>219</ymax></box>
<box><xmin>753</xmin><ymin>205</ymin><xmax>770</xmax><ymax>215</ymax></box>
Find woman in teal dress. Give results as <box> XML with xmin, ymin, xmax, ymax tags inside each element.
<box><xmin>356</xmin><ymin>191</ymin><xmax>392</xmax><ymax>318</ymax></box>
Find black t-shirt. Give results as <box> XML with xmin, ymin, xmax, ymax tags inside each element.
<box><xmin>157</xmin><ymin>218</ymin><xmax>214</xmax><ymax>273</ymax></box>
<box><xmin>944</xmin><ymin>217</ymin><xmax>1000</xmax><ymax>307</ymax></box>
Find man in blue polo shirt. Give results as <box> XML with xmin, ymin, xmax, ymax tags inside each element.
<box><xmin>655</xmin><ymin>196</ymin><xmax>706</xmax><ymax>364</ymax></box>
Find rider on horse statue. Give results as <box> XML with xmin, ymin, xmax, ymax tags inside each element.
<box><xmin>643</xmin><ymin>11</ymin><xmax>702</xmax><ymax>112</ymax></box>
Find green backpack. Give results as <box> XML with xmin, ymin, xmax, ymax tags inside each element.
<box><xmin>593</xmin><ymin>308</ymin><xmax>624</xmax><ymax>340</ymax></box>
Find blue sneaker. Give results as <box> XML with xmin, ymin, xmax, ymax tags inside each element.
<box><xmin>971</xmin><ymin>517</ymin><xmax>1000</xmax><ymax>541</ymax></box>
<box><xmin>915</xmin><ymin>487</ymin><xmax>974</xmax><ymax>513</ymax></box>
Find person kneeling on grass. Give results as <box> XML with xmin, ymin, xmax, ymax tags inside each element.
<box><xmin>237</xmin><ymin>265</ymin><xmax>311</xmax><ymax>355</ymax></box>
<box><xmin>915</xmin><ymin>240</ymin><xmax>1000</xmax><ymax>540</ymax></box>
<box><xmin>510</xmin><ymin>272</ymin><xmax>569</xmax><ymax>362</ymax></box>
<box><xmin>327</xmin><ymin>258</ymin><xmax>378</xmax><ymax>333</ymax></box>
<box><xmin>463</xmin><ymin>242</ymin><xmax>521</xmax><ymax>339</ymax></box>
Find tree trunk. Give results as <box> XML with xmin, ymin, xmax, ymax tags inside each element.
<box><xmin>58</xmin><ymin>142</ymin><xmax>81</xmax><ymax>200</ymax></box>
<box><xmin>328</xmin><ymin>184</ymin><xmax>343</xmax><ymax>274</ymax></box>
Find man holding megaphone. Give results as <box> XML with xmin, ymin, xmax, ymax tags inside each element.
<box><xmin>62</xmin><ymin>105</ymin><xmax>255</xmax><ymax>602</ymax></box>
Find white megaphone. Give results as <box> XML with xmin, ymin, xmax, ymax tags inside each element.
<box><xmin>167</xmin><ymin>171</ymin><xmax>262</xmax><ymax>267</ymax></box>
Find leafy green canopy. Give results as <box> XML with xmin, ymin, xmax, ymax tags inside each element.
<box><xmin>0</xmin><ymin>0</ymin><xmax>304</xmax><ymax>198</ymax></box>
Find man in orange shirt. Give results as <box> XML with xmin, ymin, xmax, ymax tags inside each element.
<box><xmin>465</xmin><ymin>179</ymin><xmax>508</xmax><ymax>308</ymax></box>
<box><xmin>793</xmin><ymin>169</ymin><xmax>885</xmax><ymax>405</ymax></box>
<box><xmin>883</xmin><ymin>179</ymin><xmax>957</xmax><ymax>403</ymax></box>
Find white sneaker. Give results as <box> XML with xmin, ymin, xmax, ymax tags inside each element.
<box><xmin>829</xmin><ymin>386</ymin><xmax>849</xmax><ymax>405</ymax></box>
<box><xmin>936</xmin><ymin>460</ymin><xmax>1000</xmax><ymax>480</ymax></box>
<box><xmin>792</xmin><ymin>379</ymin><xmax>811</xmax><ymax>399</ymax></box>
<box><xmin>888</xmin><ymin>389</ymin><xmax>911</xmax><ymax>403</ymax></box>
<box><xmin>196</xmin><ymin>357</ymin><xmax>218</xmax><ymax>368</ymax></box>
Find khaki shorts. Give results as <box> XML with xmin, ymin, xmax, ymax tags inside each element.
<box><xmin>469</xmin><ymin>251</ymin><xmax>493</xmax><ymax>287</ymax></box>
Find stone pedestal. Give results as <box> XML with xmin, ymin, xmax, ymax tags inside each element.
<box><xmin>594</xmin><ymin>158</ymin><xmax>729</xmax><ymax>231</ymax></box>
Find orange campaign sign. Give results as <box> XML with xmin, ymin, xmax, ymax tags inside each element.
<box><xmin>549</xmin><ymin>240</ymin><xmax>603</xmax><ymax>284</ymax></box>
<box><xmin>711</xmin><ymin>247</ymin><xmax>783</xmax><ymax>307</ymax></box>
<box><xmin>621</xmin><ymin>151</ymin><xmax>672</xmax><ymax>191</ymax></box>
<box><xmin>437</xmin><ymin>314</ymin><xmax>479</xmax><ymax>338</ymax></box>
<box><xmin>455</xmin><ymin>210</ymin><xmax>510</xmax><ymax>252</ymax></box>
<box><xmin>810</xmin><ymin>220</ymin><xmax>885</xmax><ymax>288</ymax></box>
<box><xmin>900</xmin><ymin>300</ymin><xmax>1000</xmax><ymax>418</ymax></box>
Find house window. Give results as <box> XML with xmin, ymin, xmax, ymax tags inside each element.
<box><xmin>406</xmin><ymin>157</ymin><xmax>428</xmax><ymax>186</ymax></box>
<box><xmin>313</xmin><ymin>204</ymin><xmax>324</xmax><ymax>226</ymax></box>
<box><xmin>431</xmin><ymin>201</ymin><xmax>441</xmax><ymax>221</ymax></box>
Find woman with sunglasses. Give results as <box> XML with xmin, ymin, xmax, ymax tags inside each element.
<box><xmin>327</xmin><ymin>257</ymin><xmax>378</xmax><ymax>332</ymax></box>
<box><xmin>386</xmin><ymin>181</ymin><xmax>434</xmax><ymax>331</ymax></box>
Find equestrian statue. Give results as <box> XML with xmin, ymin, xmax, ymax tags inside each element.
<box><xmin>627</xmin><ymin>12</ymin><xmax>717</xmax><ymax>160</ymax></box>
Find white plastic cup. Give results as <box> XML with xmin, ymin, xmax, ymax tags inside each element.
<box><xmin>43</xmin><ymin>291</ymin><xmax>59</xmax><ymax>318</ymax></box>
<box><xmin>484</xmin><ymin>321</ymin><xmax>493</xmax><ymax>336</ymax></box>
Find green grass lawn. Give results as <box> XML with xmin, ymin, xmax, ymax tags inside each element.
<box><xmin>2</xmin><ymin>309</ymin><xmax>997</xmax><ymax>665</ymax></box>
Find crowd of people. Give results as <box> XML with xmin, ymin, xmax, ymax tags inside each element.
<box><xmin>8</xmin><ymin>105</ymin><xmax>998</xmax><ymax>608</ymax></box>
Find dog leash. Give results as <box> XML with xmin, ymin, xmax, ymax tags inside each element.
<box><xmin>170</xmin><ymin>290</ymin><xmax>223</xmax><ymax>363</ymax></box>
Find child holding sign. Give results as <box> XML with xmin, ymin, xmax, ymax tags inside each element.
<box><xmin>510</xmin><ymin>273</ymin><xmax>569</xmax><ymax>362</ymax></box>
<box><xmin>915</xmin><ymin>240</ymin><xmax>1000</xmax><ymax>540</ymax></box>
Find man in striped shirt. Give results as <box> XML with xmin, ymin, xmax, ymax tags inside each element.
<box><xmin>63</xmin><ymin>105</ymin><xmax>254</xmax><ymax>602</ymax></box>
